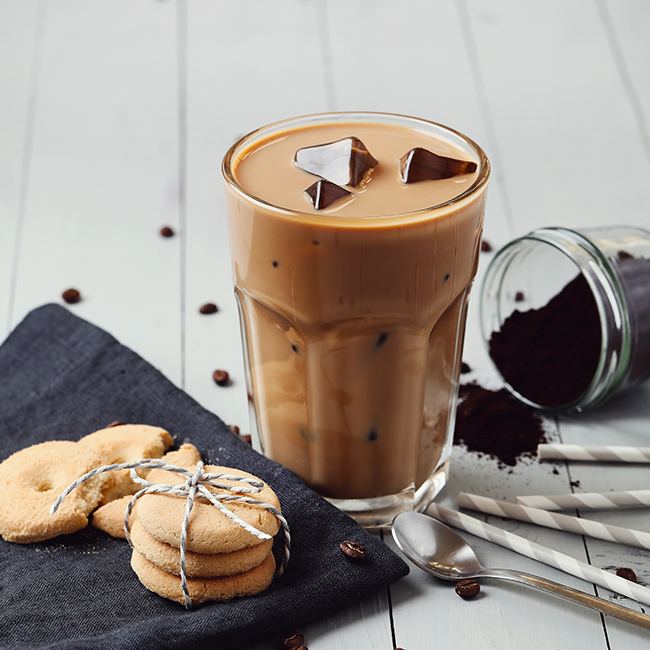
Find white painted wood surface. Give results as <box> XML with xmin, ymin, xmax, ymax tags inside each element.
<box><xmin>1</xmin><ymin>1</ymin><xmax>649</xmax><ymax>647</ymax></box>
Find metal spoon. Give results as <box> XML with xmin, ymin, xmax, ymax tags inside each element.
<box><xmin>392</xmin><ymin>511</ymin><xmax>650</xmax><ymax>629</ymax></box>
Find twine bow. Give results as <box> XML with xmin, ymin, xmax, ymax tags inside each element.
<box><xmin>51</xmin><ymin>459</ymin><xmax>290</xmax><ymax>608</ymax></box>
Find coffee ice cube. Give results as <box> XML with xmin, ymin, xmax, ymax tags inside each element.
<box><xmin>295</xmin><ymin>137</ymin><xmax>378</xmax><ymax>187</ymax></box>
<box><xmin>400</xmin><ymin>147</ymin><xmax>477</xmax><ymax>183</ymax></box>
<box><xmin>304</xmin><ymin>179</ymin><xmax>351</xmax><ymax>210</ymax></box>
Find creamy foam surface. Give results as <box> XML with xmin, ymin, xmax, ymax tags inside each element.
<box><xmin>233</xmin><ymin>121</ymin><xmax>480</xmax><ymax>217</ymax></box>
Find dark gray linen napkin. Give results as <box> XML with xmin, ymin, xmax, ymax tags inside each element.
<box><xmin>0</xmin><ymin>304</ymin><xmax>408</xmax><ymax>650</ymax></box>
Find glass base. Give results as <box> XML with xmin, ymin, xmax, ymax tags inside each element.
<box><xmin>326</xmin><ymin>460</ymin><xmax>450</xmax><ymax>529</ymax></box>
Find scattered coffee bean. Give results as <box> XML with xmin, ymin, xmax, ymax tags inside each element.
<box><xmin>229</xmin><ymin>425</ymin><xmax>241</xmax><ymax>435</ymax></box>
<box><xmin>160</xmin><ymin>226</ymin><xmax>175</xmax><ymax>237</ymax></box>
<box><xmin>241</xmin><ymin>434</ymin><xmax>252</xmax><ymax>445</ymax></box>
<box><xmin>106</xmin><ymin>420</ymin><xmax>124</xmax><ymax>428</ymax></box>
<box><xmin>199</xmin><ymin>302</ymin><xmax>218</xmax><ymax>314</ymax></box>
<box><xmin>455</xmin><ymin>579</ymin><xmax>480</xmax><ymax>599</ymax></box>
<box><xmin>339</xmin><ymin>540</ymin><xmax>367</xmax><ymax>560</ymax></box>
<box><xmin>481</xmin><ymin>240</ymin><xmax>493</xmax><ymax>252</ymax></box>
<box><xmin>375</xmin><ymin>332</ymin><xmax>388</xmax><ymax>348</ymax></box>
<box><xmin>514</xmin><ymin>291</ymin><xmax>525</xmax><ymax>302</ymax></box>
<box><xmin>616</xmin><ymin>567</ymin><xmax>637</xmax><ymax>582</ymax></box>
<box><xmin>62</xmin><ymin>288</ymin><xmax>81</xmax><ymax>304</ymax></box>
<box><xmin>213</xmin><ymin>370</ymin><xmax>230</xmax><ymax>386</ymax></box>
<box><xmin>280</xmin><ymin>632</ymin><xmax>305</xmax><ymax>649</ymax></box>
<box><xmin>461</xmin><ymin>362</ymin><xmax>471</xmax><ymax>374</ymax></box>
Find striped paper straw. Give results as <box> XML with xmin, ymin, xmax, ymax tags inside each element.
<box><xmin>427</xmin><ymin>503</ymin><xmax>650</xmax><ymax>606</ymax></box>
<box><xmin>538</xmin><ymin>444</ymin><xmax>650</xmax><ymax>463</ymax></box>
<box><xmin>516</xmin><ymin>490</ymin><xmax>650</xmax><ymax>511</ymax></box>
<box><xmin>458</xmin><ymin>492</ymin><xmax>650</xmax><ymax>550</ymax></box>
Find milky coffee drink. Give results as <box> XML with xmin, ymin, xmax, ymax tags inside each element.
<box><xmin>222</xmin><ymin>113</ymin><xmax>489</xmax><ymax>527</ymax></box>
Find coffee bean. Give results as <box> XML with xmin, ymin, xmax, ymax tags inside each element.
<box><xmin>461</xmin><ymin>362</ymin><xmax>471</xmax><ymax>374</ymax></box>
<box><xmin>199</xmin><ymin>302</ymin><xmax>218</xmax><ymax>314</ymax></box>
<box><xmin>514</xmin><ymin>291</ymin><xmax>525</xmax><ymax>302</ymax></box>
<box><xmin>106</xmin><ymin>420</ymin><xmax>124</xmax><ymax>428</ymax></box>
<box><xmin>229</xmin><ymin>425</ymin><xmax>240</xmax><ymax>435</ymax></box>
<box><xmin>160</xmin><ymin>226</ymin><xmax>175</xmax><ymax>237</ymax></box>
<box><xmin>241</xmin><ymin>434</ymin><xmax>252</xmax><ymax>445</ymax></box>
<box><xmin>616</xmin><ymin>567</ymin><xmax>637</xmax><ymax>582</ymax></box>
<box><xmin>62</xmin><ymin>288</ymin><xmax>81</xmax><ymax>304</ymax></box>
<box><xmin>279</xmin><ymin>632</ymin><xmax>304</xmax><ymax>648</ymax></box>
<box><xmin>213</xmin><ymin>370</ymin><xmax>230</xmax><ymax>386</ymax></box>
<box><xmin>481</xmin><ymin>239</ymin><xmax>493</xmax><ymax>252</ymax></box>
<box><xmin>339</xmin><ymin>540</ymin><xmax>367</xmax><ymax>560</ymax></box>
<box><xmin>455</xmin><ymin>579</ymin><xmax>480</xmax><ymax>599</ymax></box>
<box><xmin>375</xmin><ymin>332</ymin><xmax>388</xmax><ymax>348</ymax></box>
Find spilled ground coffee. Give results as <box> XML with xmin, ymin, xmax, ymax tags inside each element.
<box><xmin>453</xmin><ymin>382</ymin><xmax>548</xmax><ymax>467</ymax></box>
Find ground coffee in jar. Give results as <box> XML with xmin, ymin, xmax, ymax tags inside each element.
<box><xmin>480</xmin><ymin>226</ymin><xmax>650</xmax><ymax>411</ymax></box>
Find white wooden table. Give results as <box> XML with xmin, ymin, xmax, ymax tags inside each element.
<box><xmin>2</xmin><ymin>1</ymin><xmax>650</xmax><ymax>648</ymax></box>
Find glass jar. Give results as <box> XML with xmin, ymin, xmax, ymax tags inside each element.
<box><xmin>480</xmin><ymin>226</ymin><xmax>650</xmax><ymax>412</ymax></box>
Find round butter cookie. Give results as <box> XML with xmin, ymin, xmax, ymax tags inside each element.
<box><xmin>78</xmin><ymin>424</ymin><xmax>173</xmax><ymax>503</ymax></box>
<box><xmin>91</xmin><ymin>495</ymin><xmax>132</xmax><ymax>539</ymax></box>
<box><xmin>145</xmin><ymin>443</ymin><xmax>202</xmax><ymax>482</ymax></box>
<box><xmin>135</xmin><ymin>465</ymin><xmax>281</xmax><ymax>554</ymax></box>
<box><xmin>130</xmin><ymin>518</ymin><xmax>273</xmax><ymax>577</ymax></box>
<box><xmin>91</xmin><ymin>444</ymin><xmax>203</xmax><ymax>539</ymax></box>
<box><xmin>131</xmin><ymin>548</ymin><xmax>276</xmax><ymax>604</ymax></box>
<box><xmin>0</xmin><ymin>440</ymin><xmax>113</xmax><ymax>543</ymax></box>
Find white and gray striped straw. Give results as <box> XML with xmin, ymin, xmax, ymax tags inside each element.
<box><xmin>516</xmin><ymin>490</ymin><xmax>650</xmax><ymax>511</ymax></box>
<box><xmin>538</xmin><ymin>443</ymin><xmax>650</xmax><ymax>463</ymax></box>
<box><xmin>427</xmin><ymin>503</ymin><xmax>650</xmax><ymax>606</ymax></box>
<box><xmin>458</xmin><ymin>492</ymin><xmax>650</xmax><ymax>551</ymax></box>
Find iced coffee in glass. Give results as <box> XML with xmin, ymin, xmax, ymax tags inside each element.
<box><xmin>222</xmin><ymin>112</ymin><xmax>489</xmax><ymax>527</ymax></box>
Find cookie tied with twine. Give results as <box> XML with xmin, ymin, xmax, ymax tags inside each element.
<box><xmin>51</xmin><ymin>459</ymin><xmax>290</xmax><ymax>608</ymax></box>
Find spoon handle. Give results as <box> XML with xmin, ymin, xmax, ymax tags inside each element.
<box><xmin>482</xmin><ymin>568</ymin><xmax>650</xmax><ymax>629</ymax></box>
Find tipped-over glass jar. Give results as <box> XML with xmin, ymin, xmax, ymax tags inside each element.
<box><xmin>480</xmin><ymin>226</ymin><xmax>650</xmax><ymax>412</ymax></box>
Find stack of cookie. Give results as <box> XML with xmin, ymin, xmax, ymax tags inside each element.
<box><xmin>0</xmin><ymin>423</ymin><xmax>283</xmax><ymax>605</ymax></box>
<box><xmin>127</xmin><ymin>451</ymin><xmax>282</xmax><ymax>604</ymax></box>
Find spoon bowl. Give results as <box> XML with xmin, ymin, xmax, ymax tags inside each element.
<box><xmin>392</xmin><ymin>511</ymin><xmax>650</xmax><ymax>630</ymax></box>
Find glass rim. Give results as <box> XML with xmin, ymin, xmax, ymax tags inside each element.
<box><xmin>221</xmin><ymin>111</ymin><xmax>490</xmax><ymax>222</ymax></box>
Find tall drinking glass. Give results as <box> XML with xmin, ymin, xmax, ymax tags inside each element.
<box><xmin>222</xmin><ymin>112</ymin><xmax>489</xmax><ymax>528</ymax></box>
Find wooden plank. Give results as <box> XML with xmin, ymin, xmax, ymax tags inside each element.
<box><xmin>599</xmin><ymin>0</ymin><xmax>650</xmax><ymax>164</ymax></box>
<box><xmin>183</xmin><ymin>0</ymin><xmax>331</xmax><ymax>433</ymax></box>
<box><xmin>9</xmin><ymin>0</ymin><xmax>183</xmax><ymax>386</ymax></box>
<box><xmin>185</xmin><ymin>2</ymin><xmax>393</xmax><ymax>647</ymax></box>
<box><xmin>0</xmin><ymin>0</ymin><xmax>40</xmax><ymax>336</ymax></box>
<box><xmin>469</xmin><ymin>0</ymin><xmax>650</xmax><ymax>235</ymax></box>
